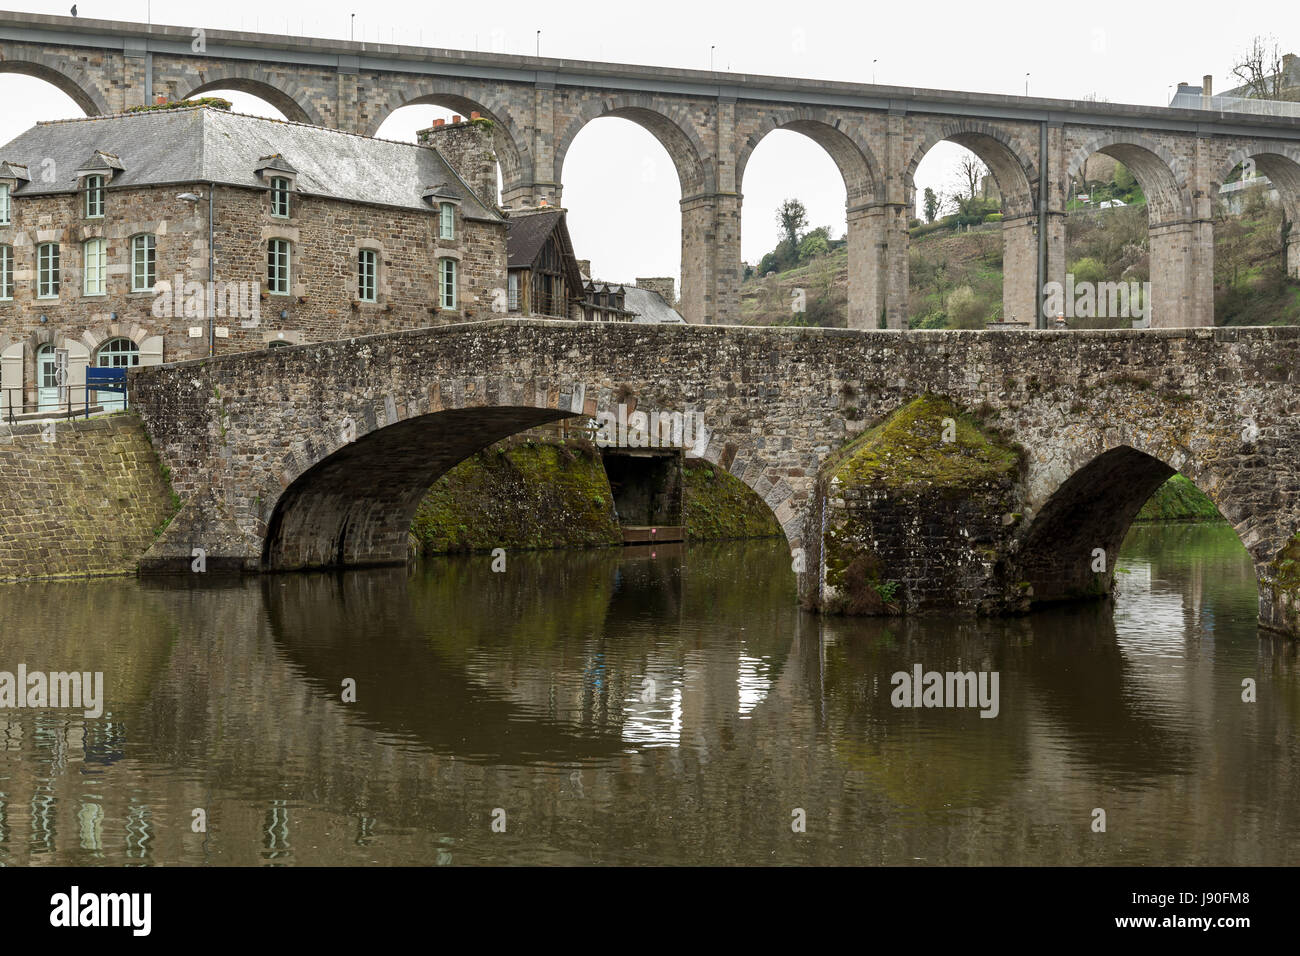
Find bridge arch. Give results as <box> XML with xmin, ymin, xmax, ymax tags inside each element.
<box><xmin>1013</xmin><ymin>439</ymin><xmax>1261</xmax><ymax>609</ymax></box>
<box><xmin>905</xmin><ymin>121</ymin><xmax>1041</xmax><ymax>327</ymax></box>
<box><xmin>1214</xmin><ymin>143</ymin><xmax>1300</xmax><ymax>280</ymax></box>
<box><xmin>0</xmin><ymin>46</ymin><xmax>111</xmax><ymax>116</ymax></box>
<box><xmin>553</xmin><ymin>95</ymin><xmax>714</xmax><ymax>200</ymax></box>
<box><xmin>256</xmin><ymin>372</ymin><xmax>793</xmax><ymax>572</ymax></box>
<box><xmin>363</xmin><ymin>80</ymin><xmax>531</xmax><ymax>200</ymax></box>
<box><xmin>181</xmin><ymin>68</ymin><xmax>324</xmax><ymax>126</ymax></box>
<box><xmin>1065</xmin><ymin>133</ymin><xmax>1204</xmax><ymax>327</ymax></box>
<box><xmin>735</xmin><ymin>111</ymin><xmax>883</xmax><ymax>329</ymax></box>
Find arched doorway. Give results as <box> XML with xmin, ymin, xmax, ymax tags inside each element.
<box><xmin>95</xmin><ymin>337</ymin><xmax>140</xmax><ymax>412</ymax></box>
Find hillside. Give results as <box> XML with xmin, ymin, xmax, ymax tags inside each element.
<box><xmin>738</xmin><ymin>184</ymin><xmax>1300</xmax><ymax>329</ymax></box>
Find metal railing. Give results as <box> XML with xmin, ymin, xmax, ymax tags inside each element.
<box><xmin>2</xmin><ymin>384</ymin><xmax>128</xmax><ymax>425</ymax></box>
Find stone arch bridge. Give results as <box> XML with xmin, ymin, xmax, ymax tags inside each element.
<box><xmin>129</xmin><ymin>320</ymin><xmax>1300</xmax><ymax>638</ymax></box>
<box><xmin>4</xmin><ymin>11</ymin><xmax>1300</xmax><ymax>327</ymax></box>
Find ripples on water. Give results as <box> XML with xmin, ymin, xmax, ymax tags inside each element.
<box><xmin>0</xmin><ymin>522</ymin><xmax>1296</xmax><ymax>865</ymax></box>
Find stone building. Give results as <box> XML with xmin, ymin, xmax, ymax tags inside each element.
<box><xmin>0</xmin><ymin>105</ymin><xmax>505</xmax><ymax>415</ymax></box>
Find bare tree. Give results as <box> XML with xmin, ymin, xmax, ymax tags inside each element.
<box><xmin>1232</xmin><ymin>35</ymin><xmax>1286</xmax><ymax>99</ymax></box>
<box><xmin>955</xmin><ymin>153</ymin><xmax>988</xmax><ymax>200</ymax></box>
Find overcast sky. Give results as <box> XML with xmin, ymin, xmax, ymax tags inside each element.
<box><xmin>2</xmin><ymin>0</ymin><xmax>1297</xmax><ymax>287</ymax></box>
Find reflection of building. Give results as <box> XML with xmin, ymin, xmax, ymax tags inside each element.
<box><xmin>0</xmin><ymin>106</ymin><xmax>505</xmax><ymax>415</ymax></box>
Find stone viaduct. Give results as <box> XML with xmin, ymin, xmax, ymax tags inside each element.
<box><xmin>4</xmin><ymin>11</ymin><xmax>1300</xmax><ymax>328</ymax></box>
<box><xmin>129</xmin><ymin>320</ymin><xmax>1300</xmax><ymax>637</ymax></box>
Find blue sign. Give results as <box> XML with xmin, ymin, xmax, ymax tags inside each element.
<box><xmin>86</xmin><ymin>367</ymin><xmax>127</xmax><ymax>394</ymax></box>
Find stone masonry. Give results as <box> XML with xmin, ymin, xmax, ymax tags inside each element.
<box><xmin>127</xmin><ymin>321</ymin><xmax>1300</xmax><ymax>636</ymax></box>
<box><xmin>0</xmin><ymin>412</ymin><xmax>175</xmax><ymax>579</ymax></box>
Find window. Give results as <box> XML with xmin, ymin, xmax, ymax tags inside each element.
<box><xmin>96</xmin><ymin>337</ymin><xmax>140</xmax><ymax>368</ymax></box>
<box><xmin>439</xmin><ymin>202</ymin><xmax>455</xmax><ymax>240</ymax></box>
<box><xmin>131</xmin><ymin>234</ymin><xmax>156</xmax><ymax>292</ymax></box>
<box><xmin>84</xmin><ymin>175</ymin><xmax>104</xmax><ymax>218</ymax></box>
<box><xmin>0</xmin><ymin>184</ymin><xmax>9</xmax><ymax>225</ymax></box>
<box><xmin>83</xmin><ymin>238</ymin><xmax>106</xmax><ymax>296</ymax></box>
<box><xmin>267</xmin><ymin>239</ymin><xmax>291</xmax><ymax>295</ymax></box>
<box><xmin>267</xmin><ymin>340</ymin><xmax>291</xmax><ymax>349</ymax></box>
<box><xmin>439</xmin><ymin>258</ymin><xmax>456</xmax><ymax>310</ymax></box>
<box><xmin>37</xmin><ymin>242</ymin><xmax>60</xmax><ymax>298</ymax></box>
<box><xmin>357</xmin><ymin>248</ymin><xmax>377</xmax><ymax>302</ymax></box>
<box><xmin>507</xmin><ymin>271</ymin><xmax>519</xmax><ymax>311</ymax></box>
<box><xmin>271</xmin><ymin>177</ymin><xmax>290</xmax><ymax>218</ymax></box>
<box><xmin>0</xmin><ymin>245</ymin><xmax>11</xmax><ymax>300</ymax></box>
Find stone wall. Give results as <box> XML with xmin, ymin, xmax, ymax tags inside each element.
<box><xmin>0</xmin><ymin>413</ymin><xmax>175</xmax><ymax>579</ymax></box>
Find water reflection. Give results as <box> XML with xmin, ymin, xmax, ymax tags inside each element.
<box><xmin>0</xmin><ymin>524</ymin><xmax>1295</xmax><ymax>865</ymax></box>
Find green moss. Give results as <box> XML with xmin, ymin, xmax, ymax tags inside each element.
<box><xmin>1272</xmin><ymin>534</ymin><xmax>1300</xmax><ymax>589</ymax></box>
<box><xmin>1135</xmin><ymin>474</ymin><xmax>1224</xmax><ymax>523</ymax></box>
<box><xmin>832</xmin><ymin>394</ymin><xmax>1019</xmax><ymax>492</ymax></box>
<box><xmin>411</xmin><ymin>438</ymin><xmax>620</xmax><ymax>554</ymax></box>
<box><xmin>126</xmin><ymin>96</ymin><xmax>232</xmax><ymax>113</ymax></box>
<box><xmin>682</xmin><ymin>458</ymin><xmax>782</xmax><ymax>540</ymax></box>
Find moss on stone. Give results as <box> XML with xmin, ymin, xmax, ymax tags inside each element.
<box><xmin>411</xmin><ymin>438</ymin><xmax>621</xmax><ymax>554</ymax></box>
<box><xmin>682</xmin><ymin>458</ymin><xmax>782</xmax><ymax>540</ymax></box>
<box><xmin>832</xmin><ymin>394</ymin><xmax>1020</xmax><ymax>493</ymax></box>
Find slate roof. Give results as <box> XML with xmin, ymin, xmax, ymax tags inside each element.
<box><xmin>505</xmin><ymin>209</ymin><xmax>566</xmax><ymax>268</ymax></box>
<box><xmin>625</xmin><ymin>285</ymin><xmax>686</xmax><ymax>324</ymax></box>
<box><xmin>505</xmin><ymin>208</ymin><xmax>584</xmax><ymax>292</ymax></box>
<box><xmin>0</xmin><ymin>107</ymin><xmax>500</xmax><ymax>221</ymax></box>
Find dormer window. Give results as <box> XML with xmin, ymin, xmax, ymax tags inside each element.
<box><xmin>0</xmin><ymin>184</ymin><xmax>9</xmax><ymax>225</ymax></box>
<box><xmin>84</xmin><ymin>175</ymin><xmax>104</xmax><ymax>218</ymax></box>
<box><xmin>439</xmin><ymin>202</ymin><xmax>455</xmax><ymax>240</ymax></box>
<box><xmin>271</xmin><ymin>177</ymin><xmax>291</xmax><ymax>219</ymax></box>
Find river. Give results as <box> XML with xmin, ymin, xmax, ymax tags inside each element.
<box><xmin>0</xmin><ymin>521</ymin><xmax>1296</xmax><ymax>865</ymax></box>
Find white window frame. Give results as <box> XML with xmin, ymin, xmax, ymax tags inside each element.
<box><xmin>82</xmin><ymin>237</ymin><xmax>107</xmax><ymax>296</ymax></box>
<box><xmin>267</xmin><ymin>239</ymin><xmax>291</xmax><ymax>295</ymax></box>
<box><xmin>37</xmin><ymin>242</ymin><xmax>60</xmax><ymax>299</ymax></box>
<box><xmin>131</xmin><ymin>234</ymin><xmax>156</xmax><ymax>292</ymax></box>
<box><xmin>0</xmin><ymin>184</ymin><xmax>10</xmax><ymax>226</ymax></box>
<box><xmin>0</xmin><ymin>245</ymin><xmax>12</xmax><ymax>300</ymax></box>
<box><xmin>84</xmin><ymin>175</ymin><xmax>105</xmax><ymax>219</ymax></box>
<box><xmin>358</xmin><ymin>248</ymin><xmax>377</xmax><ymax>302</ymax></box>
<box><xmin>270</xmin><ymin>177</ymin><xmax>291</xmax><ymax>219</ymax></box>
<box><xmin>439</xmin><ymin>202</ymin><xmax>455</xmax><ymax>240</ymax></box>
<box><xmin>439</xmin><ymin>257</ymin><xmax>457</xmax><ymax>310</ymax></box>
<box><xmin>96</xmin><ymin>337</ymin><xmax>141</xmax><ymax>368</ymax></box>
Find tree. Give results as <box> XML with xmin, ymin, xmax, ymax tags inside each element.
<box><xmin>1232</xmin><ymin>35</ymin><xmax>1286</xmax><ymax>100</ymax></box>
<box><xmin>923</xmin><ymin>187</ymin><xmax>940</xmax><ymax>223</ymax></box>
<box><xmin>956</xmin><ymin>153</ymin><xmax>988</xmax><ymax>200</ymax></box>
<box><xmin>776</xmin><ymin>198</ymin><xmax>808</xmax><ymax>251</ymax></box>
<box><xmin>799</xmin><ymin>232</ymin><xmax>830</xmax><ymax>261</ymax></box>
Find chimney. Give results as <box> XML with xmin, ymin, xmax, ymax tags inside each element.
<box><xmin>576</xmin><ymin>259</ymin><xmax>592</xmax><ymax>277</ymax></box>
<box><xmin>1202</xmin><ymin>74</ymin><xmax>1214</xmax><ymax>108</ymax></box>
<box><xmin>418</xmin><ymin>115</ymin><xmax>497</xmax><ymax>209</ymax></box>
<box><xmin>636</xmin><ymin>277</ymin><xmax>676</xmax><ymax>305</ymax></box>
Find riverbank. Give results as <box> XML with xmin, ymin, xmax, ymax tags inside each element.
<box><xmin>1134</xmin><ymin>474</ymin><xmax>1225</xmax><ymax>523</ymax></box>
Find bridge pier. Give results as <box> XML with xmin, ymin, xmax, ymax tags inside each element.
<box><xmin>1001</xmin><ymin>216</ymin><xmax>1039</xmax><ymax>326</ymax></box>
<box><xmin>846</xmin><ymin>204</ymin><xmax>884</xmax><ymax>329</ymax></box>
<box><xmin>1287</xmin><ymin>232</ymin><xmax>1300</xmax><ymax>279</ymax></box>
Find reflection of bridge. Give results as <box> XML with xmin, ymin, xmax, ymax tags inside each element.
<box><xmin>131</xmin><ymin>320</ymin><xmax>1300</xmax><ymax>635</ymax></box>
<box><xmin>5</xmin><ymin>11</ymin><xmax>1300</xmax><ymax>326</ymax></box>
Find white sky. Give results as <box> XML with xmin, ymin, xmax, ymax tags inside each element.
<box><xmin>2</xmin><ymin>0</ymin><xmax>1296</xmax><ymax>286</ymax></box>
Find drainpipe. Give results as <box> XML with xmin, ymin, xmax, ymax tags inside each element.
<box><xmin>207</xmin><ymin>182</ymin><xmax>215</xmax><ymax>357</ymax></box>
<box><xmin>1037</xmin><ymin>120</ymin><xmax>1048</xmax><ymax>328</ymax></box>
